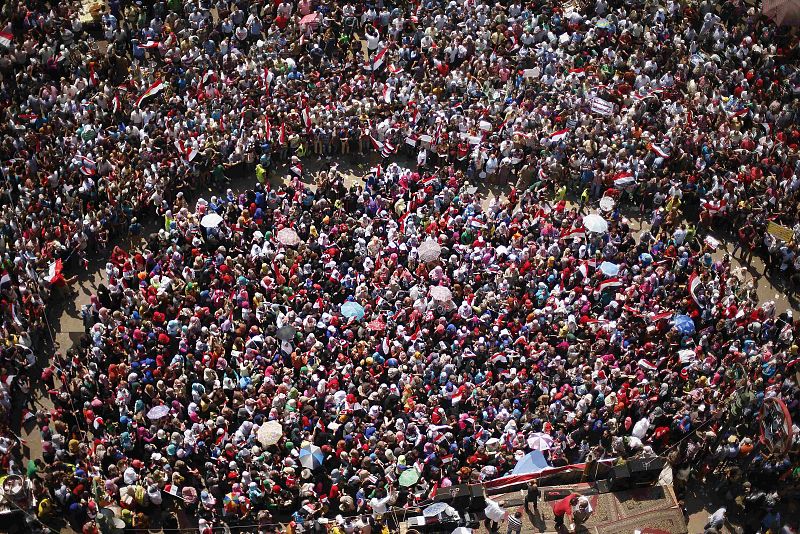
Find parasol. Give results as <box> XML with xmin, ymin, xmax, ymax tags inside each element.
<box><xmin>299</xmin><ymin>12</ymin><xmax>320</xmax><ymax>27</ymax></box>
<box><xmin>257</xmin><ymin>420</ymin><xmax>283</xmax><ymax>446</ymax></box>
<box><xmin>673</xmin><ymin>314</ymin><xmax>695</xmax><ymax>336</ymax></box>
<box><xmin>417</xmin><ymin>239</ymin><xmax>442</xmax><ymax>263</ymax></box>
<box><xmin>429</xmin><ymin>286</ymin><xmax>453</xmax><ymax>302</ymax></box>
<box><xmin>200</xmin><ymin>213</ymin><xmax>223</xmax><ymax>228</ymax></box>
<box><xmin>599</xmin><ymin>196</ymin><xmax>615</xmax><ymax>212</ymax></box>
<box><xmin>398</xmin><ymin>468</ymin><xmax>421</xmax><ymax>487</ymax></box>
<box><xmin>299</xmin><ymin>444</ymin><xmax>325</xmax><ymax>469</ymax></box>
<box><xmin>582</xmin><ymin>214</ymin><xmax>608</xmax><ymax>234</ymax></box>
<box><xmin>276</xmin><ymin>227</ymin><xmax>301</xmax><ymax>246</ymax></box>
<box><xmin>422</xmin><ymin>502</ymin><xmax>449</xmax><ymax>517</ymax></box>
<box><xmin>367</xmin><ymin>316</ymin><xmax>387</xmax><ymax>331</ymax></box>
<box><xmin>340</xmin><ymin>301</ymin><xmax>365</xmax><ymax>320</ymax></box>
<box><xmin>527</xmin><ymin>432</ymin><xmax>554</xmax><ymax>451</ymax></box>
<box><xmin>146</xmin><ymin>405</ymin><xmax>170</xmax><ymax>420</ymax></box>
<box><xmin>763</xmin><ymin>0</ymin><xmax>800</xmax><ymax>26</ymax></box>
<box><xmin>599</xmin><ymin>261</ymin><xmax>619</xmax><ymax>277</ymax></box>
<box><xmin>276</xmin><ymin>325</ymin><xmax>296</xmax><ymax>341</ymax></box>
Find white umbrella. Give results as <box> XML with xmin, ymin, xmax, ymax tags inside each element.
<box><xmin>429</xmin><ymin>286</ymin><xmax>453</xmax><ymax>302</ymax></box>
<box><xmin>257</xmin><ymin>420</ymin><xmax>283</xmax><ymax>446</ymax></box>
<box><xmin>527</xmin><ymin>432</ymin><xmax>554</xmax><ymax>451</ymax></box>
<box><xmin>146</xmin><ymin>405</ymin><xmax>170</xmax><ymax>420</ymax></box>
<box><xmin>276</xmin><ymin>227</ymin><xmax>301</xmax><ymax>246</ymax></box>
<box><xmin>200</xmin><ymin>213</ymin><xmax>223</xmax><ymax>228</ymax></box>
<box><xmin>582</xmin><ymin>213</ymin><xmax>608</xmax><ymax>234</ymax></box>
<box><xmin>422</xmin><ymin>502</ymin><xmax>449</xmax><ymax>517</ymax></box>
<box><xmin>417</xmin><ymin>239</ymin><xmax>442</xmax><ymax>263</ymax></box>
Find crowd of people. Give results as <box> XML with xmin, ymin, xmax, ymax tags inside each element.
<box><xmin>1</xmin><ymin>0</ymin><xmax>800</xmax><ymax>532</ymax></box>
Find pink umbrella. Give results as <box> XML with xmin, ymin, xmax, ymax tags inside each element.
<box><xmin>299</xmin><ymin>13</ymin><xmax>320</xmax><ymax>27</ymax></box>
<box><xmin>763</xmin><ymin>0</ymin><xmax>800</xmax><ymax>25</ymax></box>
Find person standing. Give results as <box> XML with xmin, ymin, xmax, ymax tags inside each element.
<box><xmin>525</xmin><ymin>482</ymin><xmax>540</xmax><ymax>514</ymax></box>
<box><xmin>507</xmin><ymin>511</ymin><xmax>523</xmax><ymax>534</ymax></box>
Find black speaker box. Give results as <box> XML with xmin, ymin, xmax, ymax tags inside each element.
<box><xmin>628</xmin><ymin>457</ymin><xmax>666</xmax><ymax>486</ymax></box>
<box><xmin>432</xmin><ymin>484</ymin><xmax>487</xmax><ymax>512</ymax></box>
<box><xmin>607</xmin><ymin>463</ymin><xmax>632</xmax><ymax>491</ymax></box>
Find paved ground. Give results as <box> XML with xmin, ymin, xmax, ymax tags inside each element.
<box><xmin>18</xmin><ymin>156</ymin><xmax>798</xmax><ymax>532</ymax></box>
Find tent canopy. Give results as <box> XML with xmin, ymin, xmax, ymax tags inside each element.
<box><xmin>511</xmin><ymin>450</ymin><xmax>550</xmax><ymax>475</ymax></box>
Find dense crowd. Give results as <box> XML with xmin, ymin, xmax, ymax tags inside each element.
<box><xmin>0</xmin><ymin>0</ymin><xmax>799</xmax><ymax>532</ymax></box>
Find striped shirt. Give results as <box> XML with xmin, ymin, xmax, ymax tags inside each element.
<box><xmin>507</xmin><ymin>515</ymin><xmax>523</xmax><ymax>534</ymax></box>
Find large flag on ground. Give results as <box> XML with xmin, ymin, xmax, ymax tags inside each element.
<box><xmin>135</xmin><ymin>80</ymin><xmax>165</xmax><ymax>108</ymax></box>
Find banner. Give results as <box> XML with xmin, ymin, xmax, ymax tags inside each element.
<box><xmin>591</xmin><ymin>97</ymin><xmax>614</xmax><ymax>116</ymax></box>
<box><xmin>767</xmin><ymin>221</ymin><xmax>794</xmax><ymax>243</ymax></box>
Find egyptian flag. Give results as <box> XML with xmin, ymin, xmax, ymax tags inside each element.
<box><xmin>369</xmin><ymin>135</ymin><xmax>384</xmax><ymax>153</ymax></box>
<box><xmin>650</xmin><ymin>144</ymin><xmax>671</xmax><ymax>158</ymax></box>
<box><xmin>702</xmin><ymin>199</ymin><xmax>726</xmax><ymax>215</ymax></box>
<box><xmin>561</xmin><ymin>226</ymin><xmax>585</xmax><ymax>240</ymax></box>
<box><xmin>88</xmin><ymin>63</ymin><xmax>97</xmax><ymax>86</ymax></box>
<box><xmin>381</xmin><ymin>139</ymin><xmax>397</xmax><ymax>158</ymax></box>
<box><xmin>649</xmin><ymin>310</ymin><xmax>673</xmax><ymax>322</ymax></box>
<box><xmin>112</xmin><ymin>93</ymin><xmax>122</xmax><ymax>115</ymax></box>
<box><xmin>598</xmin><ymin>277</ymin><xmax>622</xmax><ymax>292</ymax></box>
<box><xmin>174</xmin><ymin>140</ymin><xmax>198</xmax><ymax>162</ymax></box>
<box><xmin>264</xmin><ymin>116</ymin><xmax>272</xmax><ymax>141</ymax></box>
<box><xmin>273</xmin><ymin>260</ymin><xmax>286</xmax><ymax>285</ymax></box>
<box><xmin>638</xmin><ymin>359</ymin><xmax>658</xmax><ymax>372</ymax></box>
<box><xmin>163</xmin><ymin>33</ymin><xmax>177</xmax><ymax>49</ymax></box>
<box><xmin>612</xmin><ymin>171</ymin><xmax>635</xmax><ymax>188</ymax></box>
<box><xmin>301</xmin><ymin>104</ymin><xmax>312</xmax><ymax>131</ymax></box>
<box><xmin>139</xmin><ymin>40</ymin><xmax>160</xmax><ymax>49</ymax></box>
<box><xmin>398</xmin><ymin>212</ymin><xmax>411</xmax><ymax>234</ymax></box>
<box><xmin>279</xmin><ymin>123</ymin><xmax>287</xmax><ymax>145</ymax></box>
<box><xmin>48</xmin><ymin>259</ymin><xmax>64</xmax><ymax>285</ymax></box>
<box><xmin>370</xmin><ymin>165</ymin><xmax>382</xmax><ymax>178</ymax></box>
<box><xmin>688</xmin><ymin>272</ymin><xmax>704</xmax><ymax>308</ymax></box>
<box><xmin>0</xmin><ymin>32</ymin><xmax>12</xmax><ymax>48</ymax></box>
<box><xmin>264</xmin><ymin>68</ymin><xmax>274</xmax><ymax>94</ymax></box>
<box><xmin>549</xmin><ymin>128</ymin><xmax>569</xmax><ymax>142</ymax></box>
<box><xmin>365</xmin><ymin>46</ymin><xmax>388</xmax><ymax>71</ymax></box>
<box><xmin>383</xmin><ymin>85</ymin><xmax>393</xmax><ymax>104</ymax></box>
<box><xmin>290</xmin><ymin>161</ymin><xmax>303</xmax><ymax>177</ymax></box>
<box><xmin>135</xmin><ymin>79</ymin><xmax>165</xmax><ymax>108</ymax></box>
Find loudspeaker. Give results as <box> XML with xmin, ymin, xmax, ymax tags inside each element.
<box><xmin>432</xmin><ymin>484</ymin><xmax>486</xmax><ymax>512</ymax></box>
<box><xmin>607</xmin><ymin>463</ymin><xmax>632</xmax><ymax>491</ymax></box>
<box><xmin>628</xmin><ymin>457</ymin><xmax>666</xmax><ymax>486</ymax></box>
<box><xmin>469</xmin><ymin>484</ymin><xmax>486</xmax><ymax>512</ymax></box>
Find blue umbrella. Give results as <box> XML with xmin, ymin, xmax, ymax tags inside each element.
<box><xmin>673</xmin><ymin>314</ymin><xmax>695</xmax><ymax>336</ymax></box>
<box><xmin>599</xmin><ymin>261</ymin><xmax>620</xmax><ymax>277</ymax></box>
<box><xmin>299</xmin><ymin>444</ymin><xmax>325</xmax><ymax>470</ymax></box>
<box><xmin>340</xmin><ymin>301</ymin><xmax>365</xmax><ymax>320</ymax></box>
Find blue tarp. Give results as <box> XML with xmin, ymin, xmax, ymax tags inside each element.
<box><xmin>511</xmin><ymin>450</ymin><xmax>550</xmax><ymax>475</ymax></box>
